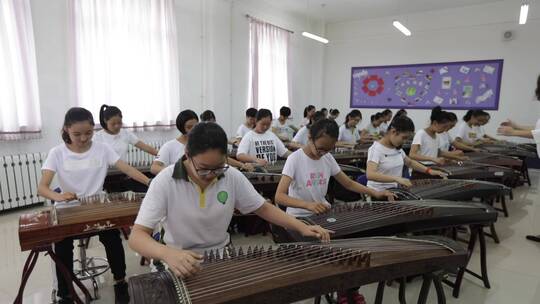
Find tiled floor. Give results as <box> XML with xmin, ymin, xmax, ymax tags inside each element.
<box><xmin>2</xmin><ymin>171</ymin><xmax>540</xmax><ymax>303</ymax></box>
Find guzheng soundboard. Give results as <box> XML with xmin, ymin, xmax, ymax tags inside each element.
<box><xmin>18</xmin><ymin>192</ymin><xmax>144</xmax><ymax>251</ymax></box>
<box><xmin>389</xmin><ymin>179</ymin><xmax>511</xmax><ymax>202</ymax></box>
<box><xmin>465</xmin><ymin>152</ymin><xmax>523</xmax><ymax>169</ymax></box>
<box><xmin>476</xmin><ymin>142</ymin><xmax>537</xmax><ymax>159</ymax></box>
<box><xmin>274</xmin><ymin>200</ymin><xmax>497</xmax><ymax>243</ymax></box>
<box><xmin>128</xmin><ymin>236</ymin><xmax>467</xmax><ymax>304</ymax></box>
<box><xmin>426</xmin><ymin>161</ymin><xmax>522</xmax><ymax>187</ymax></box>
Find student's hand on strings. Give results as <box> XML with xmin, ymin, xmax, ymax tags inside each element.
<box><xmin>434</xmin><ymin>157</ymin><xmax>446</xmax><ymax>165</ymax></box>
<box><xmin>241</xmin><ymin>163</ymin><xmax>255</xmax><ymax>172</ymax></box>
<box><xmin>430</xmin><ymin>169</ymin><xmax>449</xmax><ymax>179</ymax></box>
<box><xmin>305</xmin><ymin>202</ymin><xmax>331</xmax><ymax>215</ymax></box>
<box><xmin>255</xmin><ymin>158</ymin><xmax>268</xmax><ymax>166</ymax></box>
<box><xmin>375</xmin><ymin>190</ymin><xmax>397</xmax><ymax>201</ymax></box>
<box><xmin>162</xmin><ymin>247</ymin><xmax>203</xmax><ymax>279</ymax></box>
<box><xmin>300</xmin><ymin>225</ymin><xmax>333</xmax><ymax>242</ymax></box>
<box><xmin>395</xmin><ymin>177</ymin><xmax>413</xmax><ymax>188</ymax></box>
<box><xmin>58</xmin><ymin>192</ymin><xmax>77</xmax><ymax>202</ymax></box>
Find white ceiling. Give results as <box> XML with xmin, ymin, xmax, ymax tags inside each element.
<box><xmin>268</xmin><ymin>0</ymin><xmax>506</xmax><ymax>23</ymax></box>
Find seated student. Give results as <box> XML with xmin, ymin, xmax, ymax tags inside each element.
<box><xmin>151</xmin><ymin>110</ymin><xmax>198</xmax><ymax>175</ymax></box>
<box><xmin>94</xmin><ymin>104</ymin><xmax>158</xmax><ymax>161</ymax></box>
<box><xmin>276</xmin><ymin>119</ymin><xmax>395</xmax><ymax>216</ymax></box>
<box><xmin>292</xmin><ymin>111</ymin><xmax>326</xmax><ymax>146</ymax></box>
<box><xmin>362</xmin><ymin>112</ymin><xmax>384</xmax><ymax>140</ymax></box>
<box><xmin>237</xmin><ymin>109</ymin><xmax>292</xmax><ymax>166</ymax></box>
<box><xmin>366</xmin><ymin>115</ymin><xmax>447</xmax><ymax>191</ymax></box>
<box><xmin>271</xmin><ymin>106</ymin><xmax>295</xmax><ymax>142</ymax></box>
<box><xmin>128</xmin><ymin>122</ymin><xmax>331</xmax><ymax>279</ymax></box>
<box><xmin>477</xmin><ymin>112</ymin><xmax>498</xmax><ymax>142</ymax></box>
<box><xmin>454</xmin><ymin>110</ymin><xmax>492</xmax><ymax>146</ymax></box>
<box><xmin>438</xmin><ymin>112</ymin><xmax>478</xmax><ymax>154</ymax></box>
<box><xmin>338</xmin><ymin>110</ymin><xmax>362</xmax><ymax>147</ymax></box>
<box><xmin>328</xmin><ymin>108</ymin><xmax>340</xmax><ymax>121</ymax></box>
<box><xmin>38</xmin><ymin>107</ymin><xmax>151</xmax><ymax>304</ymax></box>
<box><xmin>276</xmin><ymin>119</ymin><xmax>395</xmax><ymax>304</ymax></box>
<box><xmin>301</xmin><ymin>105</ymin><xmax>316</xmax><ymax>127</ymax></box>
<box><xmin>320</xmin><ymin>107</ymin><xmax>328</xmax><ymax>118</ymax></box>
<box><xmin>233</xmin><ymin>108</ymin><xmax>257</xmax><ymax>144</ymax></box>
<box><xmin>409</xmin><ymin>107</ymin><xmax>468</xmax><ymax>165</ymax></box>
<box><xmin>379</xmin><ymin>109</ymin><xmax>393</xmax><ymax>135</ymax></box>
<box><xmin>200</xmin><ymin>110</ymin><xmax>216</xmax><ymax>123</ymax></box>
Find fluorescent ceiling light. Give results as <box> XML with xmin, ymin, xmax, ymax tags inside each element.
<box><xmin>302</xmin><ymin>32</ymin><xmax>329</xmax><ymax>44</ymax></box>
<box><xmin>519</xmin><ymin>3</ymin><xmax>529</xmax><ymax>25</ymax></box>
<box><xmin>393</xmin><ymin>20</ymin><xmax>412</xmax><ymax>36</ymax></box>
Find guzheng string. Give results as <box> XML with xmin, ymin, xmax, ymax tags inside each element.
<box><xmin>307</xmin><ymin>202</ymin><xmax>432</xmax><ymax>232</ymax></box>
<box><xmin>185</xmin><ymin>245</ymin><xmax>369</xmax><ymax>300</ymax></box>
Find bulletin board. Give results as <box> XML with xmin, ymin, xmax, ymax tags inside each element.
<box><xmin>350</xmin><ymin>59</ymin><xmax>504</xmax><ymax>110</ymax></box>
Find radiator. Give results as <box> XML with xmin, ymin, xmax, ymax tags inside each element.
<box><xmin>0</xmin><ymin>141</ymin><xmax>164</xmax><ymax>212</ymax></box>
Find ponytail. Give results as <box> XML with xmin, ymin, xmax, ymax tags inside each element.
<box><xmin>99</xmin><ymin>104</ymin><xmax>122</xmax><ymax>131</ymax></box>
<box><xmin>430</xmin><ymin>106</ymin><xmax>450</xmax><ymax>124</ymax></box>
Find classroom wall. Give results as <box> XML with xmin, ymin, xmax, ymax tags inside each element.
<box><xmin>0</xmin><ymin>0</ymin><xmax>325</xmax><ymax>155</ymax></box>
<box><xmin>322</xmin><ymin>0</ymin><xmax>540</xmax><ymax>140</ymax></box>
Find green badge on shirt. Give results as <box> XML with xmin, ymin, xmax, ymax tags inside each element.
<box><xmin>217</xmin><ymin>191</ymin><xmax>228</xmax><ymax>205</ymax></box>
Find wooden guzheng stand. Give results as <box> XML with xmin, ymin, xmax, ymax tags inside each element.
<box><xmin>15</xmin><ymin>192</ymin><xmax>144</xmax><ymax>304</ymax></box>
<box><xmin>128</xmin><ymin>236</ymin><xmax>468</xmax><ymax>304</ymax></box>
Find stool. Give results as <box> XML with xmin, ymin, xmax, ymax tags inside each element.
<box><xmin>73</xmin><ymin>237</ymin><xmax>110</xmax><ymax>299</ymax></box>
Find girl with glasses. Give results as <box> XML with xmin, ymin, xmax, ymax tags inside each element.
<box><xmin>129</xmin><ymin>122</ymin><xmax>331</xmax><ymax>279</ymax></box>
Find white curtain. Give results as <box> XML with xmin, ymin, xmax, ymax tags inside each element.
<box><xmin>248</xmin><ymin>18</ymin><xmax>290</xmax><ymax>116</ymax></box>
<box><xmin>71</xmin><ymin>0</ymin><xmax>180</xmax><ymax>130</ymax></box>
<box><xmin>0</xmin><ymin>0</ymin><xmax>41</xmax><ymax>140</ymax></box>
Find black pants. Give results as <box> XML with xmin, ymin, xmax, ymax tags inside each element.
<box><xmin>54</xmin><ymin>229</ymin><xmax>126</xmax><ymax>299</ymax></box>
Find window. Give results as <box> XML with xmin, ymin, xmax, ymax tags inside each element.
<box><xmin>71</xmin><ymin>0</ymin><xmax>180</xmax><ymax>130</ymax></box>
<box><xmin>248</xmin><ymin>17</ymin><xmax>290</xmax><ymax>116</ymax></box>
<box><xmin>0</xmin><ymin>0</ymin><xmax>41</xmax><ymax>140</ymax></box>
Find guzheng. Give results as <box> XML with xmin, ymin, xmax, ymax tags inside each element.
<box><xmin>389</xmin><ymin>179</ymin><xmax>511</xmax><ymax>202</ymax></box>
<box><xmin>18</xmin><ymin>191</ymin><xmax>144</xmax><ymax>251</ymax></box>
<box><xmin>476</xmin><ymin>142</ymin><xmax>537</xmax><ymax>159</ymax></box>
<box><xmin>274</xmin><ymin>200</ymin><xmax>497</xmax><ymax>243</ymax></box>
<box><xmin>332</xmin><ymin>147</ymin><xmax>368</xmax><ymax>165</ymax></box>
<box><xmin>128</xmin><ymin>236</ymin><xmax>467</xmax><ymax>304</ymax></box>
<box><xmin>424</xmin><ymin>161</ymin><xmax>522</xmax><ymax>187</ymax></box>
<box><xmin>465</xmin><ymin>151</ymin><xmax>523</xmax><ymax>169</ymax></box>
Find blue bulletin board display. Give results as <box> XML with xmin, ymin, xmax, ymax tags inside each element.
<box><xmin>350</xmin><ymin>59</ymin><xmax>504</xmax><ymax>110</ymax></box>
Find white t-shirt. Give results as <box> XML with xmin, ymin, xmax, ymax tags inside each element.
<box><xmin>134</xmin><ymin>163</ymin><xmax>265</xmax><ymax>252</ymax></box>
<box><xmin>93</xmin><ymin>129</ymin><xmax>139</xmax><ymax>161</ymax></box>
<box><xmin>292</xmin><ymin>126</ymin><xmax>310</xmax><ymax>146</ymax></box>
<box><xmin>235</xmin><ymin>124</ymin><xmax>252</xmax><ymax>138</ymax></box>
<box><xmin>237</xmin><ymin>130</ymin><xmax>288</xmax><ymax>163</ymax></box>
<box><xmin>437</xmin><ymin>132</ymin><xmax>454</xmax><ymax>152</ymax></box>
<box><xmin>300</xmin><ymin>117</ymin><xmax>311</xmax><ymax>127</ymax></box>
<box><xmin>366</xmin><ymin>141</ymin><xmax>406</xmax><ymax>191</ymax></box>
<box><xmin>365</xmin><ymin>123</ymin><xmax>381</xmax><ymax>136</ymax></box>
<box><xmin>338</xmin><ymin>125</ymin><xmax>360</xmax><ymax>144</ymax></box>
<box><xmin>272</xmin><ymin>119</ymin><xmax>294</xmax><ymax>141</ymax></box>
<box><xmin>42</xmin><ymin>142</ymin><xmax>120</xmax><ymax>198</ymax></box>
<box><xmin>282</xmin><ymin>149</ymin><xmax>341</xmax><ymax>217</ymax></box>
<box><xmin>531</xmin><ymin>118</ymin><xmax>540</xmax><ymax>157</ymax></box>
<box><xmin>411</xmin><ymin>129</ymin><xmax>439</xmax><ymax>164</ymax></box>
<box><xmin>454</xmin><ymin>122</ymin><xmax>481</xmax><ymax>144</ymax></box>
<box><xmin>155</xmin><ymin>139</ymin><xmax>185</xmax><ymax>167</ymax></box>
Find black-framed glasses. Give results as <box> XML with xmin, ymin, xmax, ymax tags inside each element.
<box><xmin>311</xmin><ymin>141</ymin><xmax>332</xmax><ymax>156</ymax></box>
<box><xmin>191</xmin><ymin>158</ymin><xmax>229</xmax><ymax>177</ymax></box>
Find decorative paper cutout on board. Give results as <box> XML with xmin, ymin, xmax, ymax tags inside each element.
<box><xmin>350</xmin><ymin>59</ymin><xmax>503</xmax><ymax>110</ymax></box>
